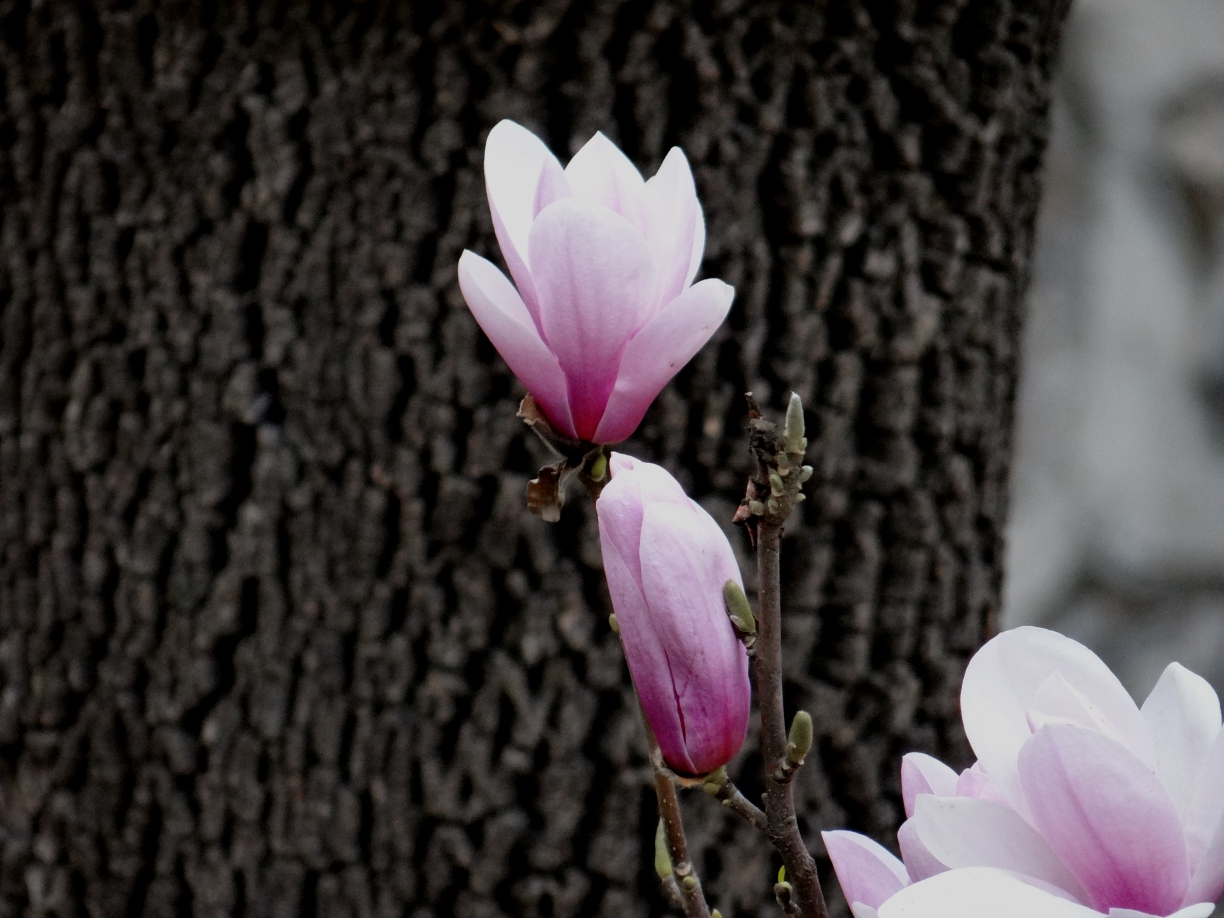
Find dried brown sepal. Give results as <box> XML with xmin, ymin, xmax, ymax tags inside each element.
<box><xmin>517</xmin><ymin>394</ymin><xmax>608</xmax><ymax>518</ymax></box>
<box><xmin>526</xmin><ymin>462</ymin><xmax>566</xmax><ymax>522</ymax></box>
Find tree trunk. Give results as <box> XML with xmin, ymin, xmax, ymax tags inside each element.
<box><xmin>0</xmin><ymin>1</ymin><xmax>1069</xmax><ymax>916</ymax></box>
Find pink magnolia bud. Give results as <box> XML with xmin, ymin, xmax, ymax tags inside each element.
<box><xmin>597</xmin><ymin>453</ymin><xmax>751</xmax><ymax>776</ymax></box>
<box><xmin>458</xmin><ymin>120</ymin><xmax>735</xmax><ymax>444</ymax></box>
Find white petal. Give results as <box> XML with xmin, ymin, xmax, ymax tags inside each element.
<box><xmin>877</xmin><ymin>868</ymin><xmax>1102</xmax><ymax>918</ymax></box>
<box><xmin>1141</xmin><ymin>663</ymin><xmax>1221</xmax><ymax>823</ymax></box>
<box><xmin>564</xmin><ymin>131</ymin><xmax>648</xmax><ymax>232</ymax></box>
<box><xmin>961</xmin><ymin>627</ymin><xmax>1150</xmax><ymax>818</ymax></box>
<box><xmin>910</xmin><ymin>794</ymin><xmax>1089</xmax><ymax>903</ymax></box>
<box><xmin>901</xmin><ymin>753</ymin><xmax>960</xmax><ymax>818</ymax></box>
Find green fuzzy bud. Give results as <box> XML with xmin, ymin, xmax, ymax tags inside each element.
<box><xmin>682</xmin><ymin>876</ymin><xmax>698</xmax><ymax>890</ymax></box>
<box><xmin>723</xmin><ymin>581</ymin><xmax>756</xmax><ymax>636</ymax></box>
<box><xmin>785</xmin><ymin>393</ymin><xmax>806</xmax><ymax>454</ymax></box>
<box><xmin>786</xmin><ymin>710</ymin><xmax>813</xmax><ymax>765</ymax></box>
<box><xmin>799</xmin><ymin>465</ymin><xmax>813</xmax><ymax>483</ymax></box>
<box><xmin>608</xmin><ymin>614</ymin><xmax>619</xmax><ymax>634</ymax></box>
<box><xmin>748</xmin><ymin>499</ymin><xmax>765</xmax><ymax>516</ymax></box>
<box><xmin>778</xmin><ymin>866</ymin><xmax>786</xmax><ymax>883</ymax></box>
<box><xmin>654</xmin><ymin>819</ymin><xmax>672</xmax><ymax>878</ymax></box>
<box><xmin>769</xmin><ymin>471</ymin><xmax>785</xmax><ymax>497</ymax></box>
<box><xmin>588</xmin><ymin>452</ymin><xmax>608</xmax><ymax>482</ymax></box>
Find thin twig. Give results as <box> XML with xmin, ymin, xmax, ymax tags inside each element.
<box><xmin>646</xmin><ymin>739</ymin><xmax>711</xmax><ymax>918</ymax></box>
<box><xmin>755</xmin><ymin>517</ymin><xmax>829</xmax><ymax>918</ymax></box>
<box><xmin>705</xmin><ymin>773</ymin><xmax>768</xmax><ymax>833</ymax></box>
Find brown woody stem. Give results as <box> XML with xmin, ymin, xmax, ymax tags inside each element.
<box><xmin>755</xmin><ymin>517</ymin><xmax>829</xmax><ymax>918</ymax></box>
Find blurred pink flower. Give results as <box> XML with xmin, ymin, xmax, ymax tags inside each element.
<box><xmin>597</xmin><ymin>453</ymin><xmax>750</xmax><ymax>775</ymax></box>
<box><xmin>822</xmin><ymin>627</ymin><xmax>1224</xmax><ymax>918</ymax></box>
<box><xmin>458</xmin><ymin>120</ymin><xmax>733</xmax><ymax>444</ymax></box>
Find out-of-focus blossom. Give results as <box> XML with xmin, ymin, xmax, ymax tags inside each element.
<box><xmin>458</xmin><ymin>120</ymin><xmax>733</xmax><ymax>444</ymax></box>
<box><xmin>597</xmin><ymin>453</ymin><xmax>750</xmax><ymax>775</ymax></box>
<box><xmin>823</xmin><ymin>627</ymin><xmax>1224</xmax><ymax>918</ymax></box>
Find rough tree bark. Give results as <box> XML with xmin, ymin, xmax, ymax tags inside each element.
<box><xmin>0</xmin><ymin>1</ymin><xmax>1069</xmax><ymax>916</ymax></box>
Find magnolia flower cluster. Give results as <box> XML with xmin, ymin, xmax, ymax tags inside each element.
<box><xmin>458</xmin><ymin>120</ymin><xmax>734</xmax><ymax>444</ymax></box>
<box><xmin>824</xmin><ymin>627</ymin><xmax>1224</xmax><ymax>918</ymax></box>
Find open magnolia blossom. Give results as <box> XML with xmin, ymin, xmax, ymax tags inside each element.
<box><xmin>458</xmin><ymin>119</ymin><xmax>734</xmax><ymax>444</ymax></box>
<box><xmin>597</xmin><ymin>453</ymin><xmax>751</xmax><ymax>776</ymax></box>
<box><xmin>823</xmin><ymin>627</ymin><xmax>1224</xmax><ymax>918</ymax></box>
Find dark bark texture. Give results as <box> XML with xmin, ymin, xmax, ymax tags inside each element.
<box><xmin>0</xmin><ymin>1</ymin><xmax>1068</xmax><ymax>916</ymax></box>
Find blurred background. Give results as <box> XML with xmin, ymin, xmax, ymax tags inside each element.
<box><xmin>1004</xmin><ymin>0</ymin><xmax>1224</xmax><ymax>696</ymax></box>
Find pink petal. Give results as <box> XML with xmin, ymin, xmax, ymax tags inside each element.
<box><xmin>961</xmin><ymin>627</ymin><xmax>1150</xmax><ymax>818</ymax></box>
<box><xmin>592</xmin><ymin>279</ymin><xmax>734</xmax><ymax>444</ymax></box>
<box><xmin>596</xmin><ymin>456</ymin><xmax>692</xmax><ymax>586</ymax></box>
<box><xmin>1140</xmin><ymin>663</ymin><xmax>1221</xmax><ymax>822</ymax></box>
<box><xmin>457</xmin><ymin>251</ymin><xmax>574</xmax><ymax>437</ymax></box>
<box><xmin>1184</xmin><ymin>807</ymin><xmax>1224</xmax><ymax>905</ymax></box>
<box><xmin>533</xmin><ymin>155</ymin><xmax>572</xmax><ymax>218</ymax></box>
<box><xmin>897</xmin><ymin>816</ymin><xmax>947</xmax><ymax>883</ymax></box>
<box><xmin>638</xmin><ymin>502</ymin><xmax>749</xmax><ymax>775</ymax></box>
<box><xmin>901</xmin><ymin>753</ymin><xmax>959</xmax><ymax>818</ymax></box>
<box><xmin>821</xmin><ymin>830</ymin><xmax>910</xmax><ymax>911</ymax></box>
<box><xmin>877</xmin><ymin>868</ymin><xmax>1103</xmax><ymax>918</ymax></box>
<box><xmin>563</xmin><ymin>131</ymin><xmax>648</xmax><ymax>232</ymax></box>
<box><xmin>909</xmin><ymin>794</ymin><xmax>1090</xmax><ymax>903</ymax></box>
<box><xmin>528</xmin><ymin>198</ymin><xmax>655</xmax><ymax>441</ymax></box>
<box><xmin>597</xmin><ymin>516</ymin><xmax>692</xmax><ymax>773</ymax></box>
<box><xmin>1018</xmin><ymin>724</ymin><xmax>1189</xmax><ymax>915</ymax></box>
<box><xmin>642</xmin><ymin>147</ymin><xmax>702</xmax><ymax>311</ymax></box>
<box><xmin>484</xmin><ymin>120</ymin><xmax>563</xmax><ymax>319</ymax></box>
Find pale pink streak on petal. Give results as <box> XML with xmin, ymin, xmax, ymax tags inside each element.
<box><xmin>529</xmin><ymin>198</ymin><xmax>655</xmax><ymax>441</ymax></box>
<box><xmin>822</xmin><ymin>830</ymin><xmax>910</xmax><ymax>911</ymax></box>
<box><xmin>457</xmin><ymin>251</ymin><xmax>574</xmax><ymax>437</ymax></box>
<box><xmin>638</xmin><ymin>502</ymin><xmax>749</xmax><ymax>775</ymax></box>
<box><xmin>642</xmin><ymin>147</ymin><xmax>700</xmax><ymax>311</ymax></box>
<box><xmin>592</xmin><ymin>279</ymin><xmax>734</xmax><ymax>444</ymax></box>
<box><xmin>901</xmin><ymin>753</ymin><xmax>959</xmax><ymax>818</ymax></box>
<box><xmin>1141</xmin><ymin>663</ymin><xmax>1221</xmax><ymax>824</ymax></box>
<box><xmin>897</xmin><ymin>816</ymin><xmax>947</xmax><ymax>883</ymax></box>
<box><xmin>564</xmin><ymin>131</ymin><xmax>648</xmax><ymax>232</ymax></box>
<box><xmin>1018</xmin><ymin>724</ymin><xmax>1189</xmax><ymax>915</ymax></box>
<box><xmin>878</xmin><ymin>867</ymin><xmax>1102</xmax><ymax>918</ymax></box>
<box><xmin>597</xmin><ymin>516</ymin><xmax>693</xmax><ymax>774</ymax></box>
<box><xmin>484</xmin><ymin>120</ymin><xmax>562</xmax><ymax>317</ymax></box>
<box><xmin>910</xmin><ymin>794</ymin><xmax>1089</xmax><ymax>904</ymax></box>
<box><xmin>961</xmin><ymin>627</ymin><xmax>1150</xmax><ymax>819</ymax></box>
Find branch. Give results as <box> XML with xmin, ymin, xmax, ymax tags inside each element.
<box><xmin>701</xmin><ymin>768</ymin><xmax>768</xmax><ymax>833</ymax></box>
<box><xmin>737</xmin><ymin>392</ymin><xmax>830</xmax><ymax>918</ymax></box>
<box><xmin>648</xmin><ymin>741</ymin><xmax>712</xmax><ymax>918</ymax></box>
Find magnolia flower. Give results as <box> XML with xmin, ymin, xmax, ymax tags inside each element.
<box><xmin>823</xmin><ymin>627</ymin><xmax>1224</xmax><ymax>918</ymax></box>
<box><xmin>597</xmin><ymin>453</ymin><xmax>751</xmax><ymax>775</ymax></box>
<box><xmin>458</xmin><ymin>120</ymin><xmax>734</xmax><ymax>444</ymax></box>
